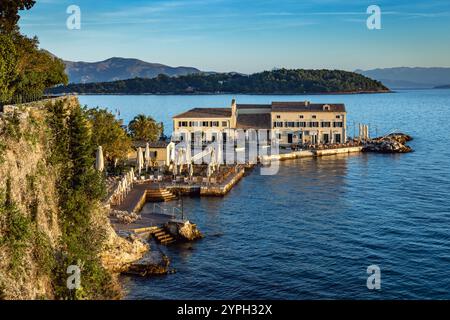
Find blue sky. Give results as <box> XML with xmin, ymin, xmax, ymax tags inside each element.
<box><xmin>19</xmin><ymin>0</ymin><xmax>450</xmax><ymax>73</ymax></box>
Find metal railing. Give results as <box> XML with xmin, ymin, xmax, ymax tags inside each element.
<box><xmin>152</xmin><ymin>203</ymin><xmax>183</xmax><ymax>220</ymax></box>
<box><xmin>0</xmin><ymin>93</ymin><xmax>46</xmax><ymax>107</ymax></box>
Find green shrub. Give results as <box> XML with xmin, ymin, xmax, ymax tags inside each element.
<box><xmin>0</xmin><ymin>181</ymin><xmax>32</xmax><ymax>273</ymax></box>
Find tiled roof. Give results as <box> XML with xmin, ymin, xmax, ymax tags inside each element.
<box><xmin>271</xmin><ymin>102</ymin><xmax>346</xmax><ymax>112</ymax></box>
<box><xmin>236</xmin><ymin>104</ymin><xmax>271</xmax><ymax>109</ymax></box>
<box><xmin>173</xmin><ymin>108</ymin><xmax>231</xmax><ymax>119</ymax></box>
<box><xmin>236</xmin><ymin>102</ymin><xmax>346</xmax><ymax>112</ymax></box>
<box><xmin>133</xmin><ymin>140</ymin><xmax>171</xmax><ymax>148</ymax></box>
<box><xmin>236</xmin><ymin>113</ymin><xmax>271</xmax><ymax>129</ymax></box>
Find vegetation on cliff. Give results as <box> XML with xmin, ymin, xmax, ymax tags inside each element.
<box><xmin>48</xmin><ymin>69</ymin><xmax>389</xmax><ymax>95</ymax></box>
<box><xmin>0</xmin><ymin>0</ymin><xmax>68</xmax><ymax>105</ymax></box>
<box><xmin>47</xmin><ymin>100</ymin><xmax>117</xmax><ymax>299</ymax></box>
<box><xmin>0</xmin><ymin>98</ymin><xmax>121</xmax><ymax>299</ymax></box>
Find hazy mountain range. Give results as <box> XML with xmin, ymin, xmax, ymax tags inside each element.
<box><xmin>63</xmin><ymin>58</ymin><xmax>450</xmax><ymax>90</ymax></box>
<box><xmin>64</xmin><ymin>57</ymin><xmax>203</xmax><ymax>83</ymax></box>
<box><xmin>356</xmin><ymin>67</ymin><xmax>450</xmax><ymax>89</ymax></box>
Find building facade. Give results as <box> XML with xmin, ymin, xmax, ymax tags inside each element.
<box><xmin>173</xmin><ymin>100</ymin><xmax>347</xmax><ymax>146</ymax></box>
<box><xmin>128</xmin><ymin>140</ymin><xmax>175</xmax><ymax>166</ymax></box>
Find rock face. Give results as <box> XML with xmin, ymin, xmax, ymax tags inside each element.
<box><xmin>386</xmin><ymin>133</ymin><xmax>413</xmax><ymax>144</ymax></box>
<box><xmin>110</xmin><ymin>210</ymin><xmax>141</xmax><ymax>224</ymax></box>
<box><xmin>363</xmin><ymin>133</ymin><xmax>413</xmax><ymax>153</ymax></box>
<box><xmin>100</xmin><ymin>224</ymin><xmax>148</xmax><ymax>274</ymax></box>
<box><xmin>165</xmin><ymin>221</ymin><xmax>204</xmax><ymax>242</ymax></box>
<box><xmin>125</xmin><ymin>250</ymin><xmax>171</xmax><ymax>277</ymax></box>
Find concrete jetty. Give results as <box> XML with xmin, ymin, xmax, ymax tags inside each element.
<box><xmin>260</xmin><ymin>146</ymin><xmax>363</xmax><ymax>162</ymax></box>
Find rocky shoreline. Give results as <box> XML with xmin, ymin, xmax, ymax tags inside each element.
<box><xmin>363</xmin><ymin>133</ymin><xmax>413</xmax><ymax>153</ymax></box>
<box><xmin>104</xmin><ymin>211</ymin><xmax>203</xmax><ymax>280</ymax></box>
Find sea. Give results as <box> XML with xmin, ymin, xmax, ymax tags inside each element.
<box><xmin>79</xmin><ymin>89</ymin><xmax>450</xmax><ymax>299</ymax></box>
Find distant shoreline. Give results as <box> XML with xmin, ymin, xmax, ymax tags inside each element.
<box><xmin>57</xmin><ymin>90</ymin><xmax>393</xmax><ymax>97</ymax></box>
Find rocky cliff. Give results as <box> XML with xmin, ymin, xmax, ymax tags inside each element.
<box><xmin>0</xmin><ymin>97</ymin><xmax>146</xmax><ymax>299</ymax></box>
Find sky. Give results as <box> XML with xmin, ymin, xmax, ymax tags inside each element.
<box><xmin>18</xmin><ymin>0</ymin><xmax>450</xmax><ymax>73</ymax></box>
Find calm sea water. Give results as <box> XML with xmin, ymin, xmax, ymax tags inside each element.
<box><xmin>80</xmin><ymin>90</ymin><xmax>450</xmax><ymax>299</ymax></box>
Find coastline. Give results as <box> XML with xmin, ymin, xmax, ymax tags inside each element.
<box><xmin>51</xmin><ymin>89</ymin><xmax>393</xmax><ymax>96</ymax></box>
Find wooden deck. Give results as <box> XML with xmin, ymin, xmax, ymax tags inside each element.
<box><xmin>112</xmin><ymin>183</ymin><xmax>151</xmax><ymax>213</ymax></box>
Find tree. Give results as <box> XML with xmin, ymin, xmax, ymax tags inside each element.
<box><xmin>128</xmin><ymin>114</ymin><xmax>163</xmax><ymax>142</ymax></box>
<box><xmin>85</xmin><ymin>107</ymin><xmax>132</xmax><ymax>165</ymax></box>
<box><xmin>11</xmin><ymin>34</ymin><xmax>68</xmax><ymax>101</ymax></box>
<box><xmin>0</xmin><ymin>1</ymin><xmax>68</xmax><ymax>103</ymax></box>
<box><xmin>48</xmin><ymin>69</ymin><xmax>389</xmax><ymax>95</ymax></box>
<box><xmin>0</xmin><ymin>34</ymin><xmax>17</xmax><ymax>102</ymax></box>
<box><xmin>0</xmin><ymin>0</ymin><xmax>35</xmax><ymax>34</ymax></box>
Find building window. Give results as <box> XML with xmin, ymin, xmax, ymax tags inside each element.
<box><xmin>298</xmin><ymin>122</ymin><xmax>306</xmax><ymax>127</ymax></box>
<box><xmin>312</xmin><ymin>115</ymin><xmax>317</xmax><ymax>119</ymax></box>
<box><xmin>192</xmin><ymin>121</ymin><xmax>200</xmax><ymax>127</ymax></box>
<box><xmin>150</xmin><ymin>151</ymin><xmax>157</xmax><ymax>158</ymax></box>
<box><xmin>333</xmin><ymin>122</ymin><xmax>343</xmax><ymax>128</ymax></box>
<box><xmin>286</xmin><ymin>122</ymin><xmax>295</xmax><ymax>128</ymax></box>
<box><xmin>309</xmin><ymin>122</ymin><xmax>319</xmax><ymax>128</ymax></box>
<box><xmin>276</xmin><ymin>115</ymin><xmax>281</xmax><ymax>119</ymax></box>
<box><xmin>299</xmin><ymin>115</ymin><xmax>304</xmax><ymax>119</ymax></box>
<box><xmin>211</xmin><ymin>121</ymin><xmax>219</xmax><ymax>127</ymax></box>
<box><xmin>336</xmin><ymin>115</ymin><xmax>341</xmax><ymax>119</ymax></box>
<box><xmin>179</xmin><ymin>121</ymin><xmax>188</xmax><ymax>127</ymax></box>
<box><xmin>222</xmin><ymin>121</ymin><xmax>228</xmax><ymax>127</ymax></box>
<box><xmin>202</xmin><ymin>121</ymin><xmax>209</xmax><ymax>127</ymax></box>
<box><xmin>321</xmin><ymin>121</ymin><xmax>331</xmax><ymax>128</ymax></box>
<box><xmin>274</xmin><ymin>121</ymin><xmax>284</xmax><ymax>128</ymax></box>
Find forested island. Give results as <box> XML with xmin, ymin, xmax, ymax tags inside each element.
<box><xmin>48</xmin><ymin>69</ymin><xmax>389</xmax><ymax>95</ymax></box>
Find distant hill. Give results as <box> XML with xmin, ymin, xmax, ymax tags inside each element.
<box><xmin>435</xmin><ymin>84</ymin><xmax>450</xmax><ymax>89</ymax></box>
<box><xmin>64</xmin><ymin>57</ymin><xmax>203</xmax><ymax>83</ymax></box>
<box><xmin>356</xmin><ymin>67</ymin><xmax>450</xmax><ymax>89</ymax></box>
<box><xmin>48</xmin><ymin>69</ymin><xmax>389</xmax><ymax>95</ymax></box>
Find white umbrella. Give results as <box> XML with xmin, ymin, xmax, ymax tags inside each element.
<box><xmin>145</xmin><ymin>142</ymin><xmax>151</xmax><ymax>172</ymax></box>
<box><xmin>189</xmin><ymin>163</ymin><xmax>194</xmax><ymax>178</ymax></box>
<box><xmin>95</xmin><ymin>146</ymin><xmax>104</xmax><ymax>172</ymax></box>
<box><xmin>137</xmin><ymin>147</ymin><xmax>144</xmax><ymax>176</ymax></box>
<box><xmin>207</xmin><ymin>163</ymin><xmax>212</xmax><ymax>178</ymax></box>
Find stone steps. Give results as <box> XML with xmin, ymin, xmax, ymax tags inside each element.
<box><xmin>151</xmin><ymin>227</ymin><xmax>176</xmax><ymax>246</ymax></box>
<box><xmin>145</xmin><ymin>188</ymin><xmax>178</xmax><ymax>202</ymax></box>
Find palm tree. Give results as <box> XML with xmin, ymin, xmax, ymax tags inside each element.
<box><xmin>128</xmin><ymin>114</ymin><xmax>163</xmax><ymax>142</ymax></box>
